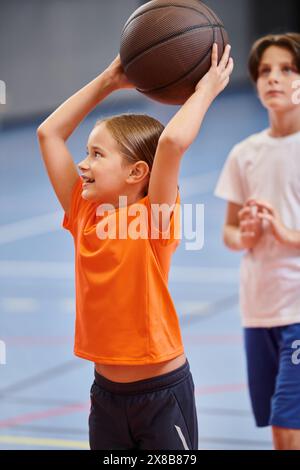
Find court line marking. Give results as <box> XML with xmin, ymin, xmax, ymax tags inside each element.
<box><xmin>0</xmin><ymin>435</ymin><xmax>272</xmax><ymax>450</ymax></box>
<box><xmin>0</xmin><ymin>211</ymin><xmax>62</xmax><ymax>245</ymax></box>
<box><xmin>0</xmin><ymin>435</ymin><xmax>89</xmax><ymax>449</ymax></box>
<box><xmin>1</xmin><ymin>297</ymin><xmax>238</xmax><ymax>317</ymax></box>
<box><xmin>0</xmin><ymin>406</ymin><xmax>254</xmax><ymax>438</ymax></box>
<box><xmin>0</xmin><ymin>424</ymin><xmax>87</xmax><ymax>436</ymax></box>
<box><xmin>196</xmin><ymin>383</ymin><xmax>247</xmax><ymax>395</ymax></box>
<box><xmin>0</xmin><ymin>297</ymin><xmax>39</xmax><ymax>313</ymax></box>
<box><xmin>0</xmin><ymin>383</ymin><xmax>245</xmax><ymax>431</ymax></box>
<box><xmin>197</xmin><ymin>407</ymin><xmax>251</xmax><ymax>417</ymax></box>
<box><xmin>0</xmin><ymin>402</ymin><xmax>90</xmax><ymax>430</ymax></box>
<box><xmin>199</xmin><ymin>436</ymin><xmax>272</xmax><ymax>448</ymax></box>
<box><xmin>180</xmin><ymin>294</ymin><xmax>238</xmax><ymax>326</ymax></box>
<box><xmin>0</xmin><ymin>359</ymin><xmax>85</xmax><ymax>397</ymax></box>
<box><xmin>0</xmin><ymin>171</ymin><xmax>219</xmax><ymax>245</ymax></box>
<box><xmin>0</xmin><ymin>261</ymin><xmax>74</xmax><ymax>279</ymax></box>
<box><xmin>182</xmin><ymin>333</ymin><xmax>242</xmax><ymax>344</ymax></box>
<box><xmin>0</xmin><ymin>260</ymin><xmax>239</xmax><ymax>283</ymax></box>
<box><xmin>171</xmin><ymin>267</ymin><xmax>239</xmax><ymax>284</ymax></box>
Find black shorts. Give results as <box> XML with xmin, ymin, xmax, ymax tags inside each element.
<box><xmin>89</xmin><ymin>359</ymin><xmax>198</xmax><ymax>450</ymax></box>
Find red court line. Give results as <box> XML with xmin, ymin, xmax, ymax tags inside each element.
<box><xmin>0</xmin><ymin>402</ymin><xmax>90</xmax><ymax>430</ymax></box>
<box><xmin>196</xmin><ymin>383</ymin><xmax>247</xmax><ymax>395</ymax></box>
<box><xmin>0</xmin><ymin>383</ymin><xmax>247</xmax><ymax>430</ymax></box>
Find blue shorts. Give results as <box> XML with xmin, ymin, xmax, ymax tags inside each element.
<box><xmin>244</xmin><ymin>324</ymin><xmax>300</xmax><ymax>429</ymax></box>
<box><xmin>89</xmin><ymin>359</ymin><xmax>198</xmax><ymax>450</ymax></box>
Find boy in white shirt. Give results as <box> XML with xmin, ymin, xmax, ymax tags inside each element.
<box><xmin>215</xmin><ymin>33</ymin><xmax>300</xmax><ymax>450</ymax></box>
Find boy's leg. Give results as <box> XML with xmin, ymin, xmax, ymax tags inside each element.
<box><xmin>244</xmin><ymin>327</ymin><xmax>279</xmax><ymax>427</ymax></box>
<box><xmin>270</xmin><ymin>323</ymin><xmax>300</xmax><ymax>450</ymax></box>
<box><xmin>272</xmin><ymin>427</ymin><xmax>300</xmax><ymax>450</ymax></box>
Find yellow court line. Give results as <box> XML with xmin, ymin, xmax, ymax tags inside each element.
<box><xmin>0</xmin><ymin>435</ymin><xmax>89</xmax><ymax>449</ymax></box>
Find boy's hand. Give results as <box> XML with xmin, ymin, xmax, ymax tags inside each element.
<box><xmin>195</xmin><ymin>43</ymin><xmax>234</xmax><ymax>99</ymax></box>
<box><xmin>238</xmin><ymin>200</ymin><xmax>263</xmax><ymax>249</ymax></box>
<box><xmin>106</xmin><ymin>54</ymin><xmax>136</xmax><ymax>90</ymax></box>
<box><xmin>251</xmin><ymin>199</ymin><xmax>295</xmax><ymax>246</ymax></box>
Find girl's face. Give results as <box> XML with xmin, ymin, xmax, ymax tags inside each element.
<box><xmin>256</xmin><ymin>45</ymin><xmax>300</xmax><ymax>112</ymax></box>
<box><xmin>78</xmin><ymin>123</ymin><xmax>132</xmax><ymax>205</ymax></box>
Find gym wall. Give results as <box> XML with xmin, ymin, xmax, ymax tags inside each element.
<box><xmin>0</xmin><ymin>0</ymin><xmax>299</xmax><ymax>124</ymax></box>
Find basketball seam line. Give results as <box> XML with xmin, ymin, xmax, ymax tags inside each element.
<box><xmin>135</xmin><ymin>42</ymin><xmax>213</xmax><ymax>94</ymax></box>
<box><xmin>122</xmin><ymin>24</ymin><xmax>226</xmax><ymax>69</ymax></box>
<box><xmin>220</xmin><ymin>24</ymin><xmax>225</xmax><ymax>52</ymax></box>
<box><xmin>121</xmin><ymin>3</ymin><xmax>222</xmax><ymax>35</ymax></box>
<box><xmin>199</xmin><ymin>1</ymin><xmax>221</xmax><ymax>26</ymax></box>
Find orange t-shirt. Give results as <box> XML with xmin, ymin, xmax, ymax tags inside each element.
<box><xmin>62</xmin><ymin>177</ymin><xmax>184</xmax><ymax>365</ymax></box>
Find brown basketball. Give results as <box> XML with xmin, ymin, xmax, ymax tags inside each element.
<box><xmin>120</xmin><ymin>0</ymin><xmax>228</xmax><ymax>105</ymax></box>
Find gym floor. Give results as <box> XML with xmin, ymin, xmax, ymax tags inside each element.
<box><xmin>0</xmin><ymin>86</ymin><xmax>273</xmax><ymax>449</ymax></box>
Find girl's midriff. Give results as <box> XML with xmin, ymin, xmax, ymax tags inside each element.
<box><xmin>95</xmin><ymin>352</ymin><xmax>186</xmax><ymax>383</ymax></box>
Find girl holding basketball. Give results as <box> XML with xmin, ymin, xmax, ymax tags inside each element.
<box><xmin>37</xmin><ymin>43</ymin><xmax>233</xmax><ymax>450</ymax></box>
<box><xmin>215</xmin><ymin>33</ymin><xmax>300</xmax><ymax>450</ymax></box>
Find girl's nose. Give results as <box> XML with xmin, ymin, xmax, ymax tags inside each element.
<box><xmin>78</xmin><ymin>157</ymin><xmax>89</xmax><ymax>171</ymax></box>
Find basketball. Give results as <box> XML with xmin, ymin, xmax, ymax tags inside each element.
<box><xmin>120</xmin><ymin>0</ymin><xmax>229</xmax><ymax>105</ymax></box>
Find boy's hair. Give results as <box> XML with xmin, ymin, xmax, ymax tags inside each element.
<box><xmin>248</xmin><ymin>32</ymin><xmax>300</xmax><ymax>83</ymax></box>
<box><xmin>94</xmin><ymin>114</ymin><xmax>165</xmax><ymax>195</ymax></box>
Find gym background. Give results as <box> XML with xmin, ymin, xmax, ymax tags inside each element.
<box><xmin>0</xmin><ymin>0</ymin><xmax>299</xmax><ymax>125</ymax></box>
<box><xmin>1</xmin><ymin>0</ymin><xmax>299</xmax><ymax>452</ymax></box>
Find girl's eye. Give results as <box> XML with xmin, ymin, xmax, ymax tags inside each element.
<box><xmin>86</xmin><ymin>151</ymin><xmax>102</xmax><ymax>158</ymax></box>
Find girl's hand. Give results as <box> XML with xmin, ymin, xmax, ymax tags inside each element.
<box><xmin>238</xmin><ymin>202</ymin><xmax>263</xmax><ymax>249</ymax></box>
<box><xmin>195</xmin><ymin>43</ymin><xmax>234</xmax><ymax>99</ymax></box>
<box><xmin>251</xmin><ymin>199</ymin><xmax>295</xmax><ymax>246</ymax></box>
<box><xmin>105</xmin><ymin>54</ymin><xmax>136</xmax><ymax>90</ymax></box>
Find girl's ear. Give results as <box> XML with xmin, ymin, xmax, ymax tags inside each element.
<box><xmin>127</xmin><ymin>161</ymin><xmax>149</xmax><ymax>182</ymax></box>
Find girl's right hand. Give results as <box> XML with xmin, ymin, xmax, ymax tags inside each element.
<box><xmin>195</xmin><ymin>43</ymin><xmax>234</xmax><ymax>100</ymax></box>
<box><xmin>106</xmin><ymin>54</ymin><xmax>136</xmax><ymax>90</ymax></box>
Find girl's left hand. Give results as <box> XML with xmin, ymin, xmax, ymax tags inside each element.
<box><xmin>195</xmin><ymin>43</ymin><xmax>234</xmax><ymax>99</ymax></box>
<box><xmin>247</xmin><ymin>199</ymin><xmax>293</xmax><ymax>245</ymax></box>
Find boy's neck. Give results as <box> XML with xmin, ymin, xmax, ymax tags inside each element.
<box><xmin>268</xmin><ymin>108</ymin><xmax>300</xmax><ymax>137</ymax></box>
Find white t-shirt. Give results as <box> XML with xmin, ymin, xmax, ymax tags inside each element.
<box><xmin>215</xmin><ymin>129</ymin><xmax>300</xmax><ymax>327</ymax></box>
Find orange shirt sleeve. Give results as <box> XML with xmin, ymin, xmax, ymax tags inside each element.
<box><xmin>62</xmin><ymin>176</ymin><xmax>85</xmax><ymax>236</ymax></box>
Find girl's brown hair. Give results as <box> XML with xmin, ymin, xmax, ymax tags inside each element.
<box><xmin>95</xmin><ymin>114</ymin><xmax>164</xmax><ymax>195</ymax></box>
<box><xmin>248</xmin><ymin>32</ymin><xmax>300</xmax><ymax>83</ymax></box>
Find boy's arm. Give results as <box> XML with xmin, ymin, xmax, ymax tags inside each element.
<box><xmin>37</xmin><ymin>55</ymin><xmax>133</xmax><ymax>216</ymax></box>
<box><xmin>223</xmin><ymin>202</ymin><xmax>244</xmax><ymax>251</ymax></box>
<box><xmin>148</xmin><ymin>44</ymin><xmax>234</xmax><ymax>220</ymax></box>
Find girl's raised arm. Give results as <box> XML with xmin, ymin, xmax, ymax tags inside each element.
<box><xmin>148</xmin><ymin>44</ymin><xmax>234</xmax><ymax>219</ymax></box>
<box><xmin>37</xmin><ymin>56</ymin><xmax>134</xmax><ymax>216</ymax></box>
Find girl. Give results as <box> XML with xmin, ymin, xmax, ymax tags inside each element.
<box><xmin>215</xmin><ymin>33</ymin><xmax>300</xmax><ymax>450</ymax></box>
<box><xmin>37</xmin><ymin>44</ymin><xmax>233</xmax><ymax>450</ymax></box>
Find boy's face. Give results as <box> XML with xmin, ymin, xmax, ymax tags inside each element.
<box><xmin>257</xmin><ymin>45</ymin><xmax>300</xmax><ymax>112</ymax></box>
<box><xmin>78</xmin><ymin>122</ymin><xmax>131</xmax><ymax>205</ymax></box>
